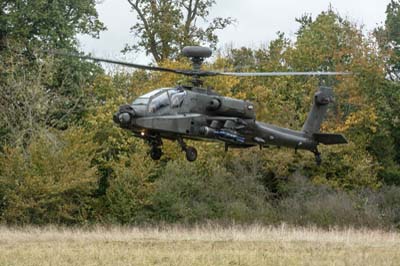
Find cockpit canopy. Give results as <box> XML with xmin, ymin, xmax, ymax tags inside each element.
<box><xmin>132</xmin><ymin>88</ymin><xmax>186</xmax><ymax>113</ymax></box>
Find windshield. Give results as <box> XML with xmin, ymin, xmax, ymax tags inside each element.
<box><xmin>132</xmin><ymin>97</ymin><xmax>149</xmax><ymax>106</ymax></box>
<box><xmin>132</xmin><ymin>88</ymin><xmax>184</xmax><ymax>111</ymax></box>
<box><xmin>149</xmin><ymin>91</ymin><xmax>170</xmax><ymax>113</ymax></box>
<box><xmin>132</xmin><ymin>88</ymin><xmax>173</xmax><ymax>106</ymax></box>
<box><xmin>141</xmin><ymin>89</ymin><xmax>165</xmax><ymax>98</ymax></box>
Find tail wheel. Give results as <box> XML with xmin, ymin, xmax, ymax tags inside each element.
<box><xmin>185</xmin><ymin>146</ymin><xmax>197</xmax><ymax>162</ymax></box>
<box><xmin>150</xmin><ymin>147</ymin><xmax>162</xmax><ymax>160</ymax></box>
<box><xmin>315</xmin><ymin>153</ymin><xmax>322</xmax><ymax>166</ymax></box>
<box><xmin>313</xmin><ymin>149</ymin><xmax>322</xmax><ymax>166</ymax></box>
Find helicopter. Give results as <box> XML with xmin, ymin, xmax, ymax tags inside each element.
<box><xmin>59</xmin><ymin>46</ymin><xmax>348</xmax><ymax>164</ymax></box>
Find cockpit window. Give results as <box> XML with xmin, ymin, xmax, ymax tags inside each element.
<box><xmin>132</xmin><ymin>88</ymin><xmax>176</xmax><ymax>107</ymax></box>
<box><xmin>148</xmin><ymin>91</ymin><xmax>170</xmax><ymax>113</ymax></box>
<box><xmin>132</xmin><ymin>98</ymin><xmax>149</xmax><ymax>106</ymax></box>
<box><xmin>134</xmin><ymin>88</ymin><xmax>185</xmax><ymax>112</ymax></box>
<box><xmin>141</xmin><ymin>89</ymin><xmax>165</xmax><ymax>98</ymax></box>
<box><xmin>169</xmin><ymin>89</ymin><xmax>186</xmax><ymax>108</ymax></box>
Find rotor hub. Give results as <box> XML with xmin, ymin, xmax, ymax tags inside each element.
<box><xmin>182</xmin><ymin>46</ymin><xmax>213</xmax><ymax>87</ymax></box>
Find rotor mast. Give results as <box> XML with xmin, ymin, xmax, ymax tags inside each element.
<box><xmin>182</xmin><ymin>46</ymin><xmax>213</xmax><ymax>87</ymax></box>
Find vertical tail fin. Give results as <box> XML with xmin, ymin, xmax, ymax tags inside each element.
<box><xmin>302</xmin><ymin>86</ymin><xmax>333</xmax><ymax>136</ymax></box>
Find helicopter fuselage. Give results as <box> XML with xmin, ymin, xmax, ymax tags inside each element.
<box><xmin>113</xmin><ymin>86</ymin><xmax>330</xmax><ymax>162</ymax></box>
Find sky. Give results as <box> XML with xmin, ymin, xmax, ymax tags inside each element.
<box><xmin>78</xmin><ymin>0</ymin><xmax>391</xmax><ymax>64</ymax></box>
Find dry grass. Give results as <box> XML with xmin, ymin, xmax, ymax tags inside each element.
<box><xmin>0</xmin><ymin>224</ymin><xmax>399</xmax><ymax>266</ymax></box>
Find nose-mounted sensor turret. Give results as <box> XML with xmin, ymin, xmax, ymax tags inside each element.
<box><xmin>113</xmin><ymin>104</ymin><xmax>136</xmax><ymax>127</ymax></box>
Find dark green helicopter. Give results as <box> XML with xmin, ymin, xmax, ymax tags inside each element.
<box><xmin>62</xmin><ymin>46</ymin><xmax>348</xmax><ymax>164</ymax></box>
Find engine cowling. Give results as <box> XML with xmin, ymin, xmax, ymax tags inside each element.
<box><xmin>206</xmin><ymin>98</ymin><xmax>221</xmax><ymax>111</ymax></box>
<box><xmin>203</xmin><ymin>97</ymin><xmax>255</xmax><ymax>119</ymax></box>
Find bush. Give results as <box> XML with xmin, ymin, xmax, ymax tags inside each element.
<box><xmin>100</xmin><ymin>154</ymin><xmax>156</xmax><ymax>224</ymax></box>
<box><xmin>150</xmin><ymin>158</ymin><xmax>274</xmax><ymax>224</ymax></box>
<box><xmin>276</xmin><ymin>175</ymin><xmax>400</xmax><ymax>229</ymax></box>
<box><xmin>0</xmin><ymin>128</ymin><xmax>98</xmax><ymax>225</ymax></box>
<box><xmin>376</xmin><ymin>186</ymin><xmax>400</xmax><ymax>229</ymax></box>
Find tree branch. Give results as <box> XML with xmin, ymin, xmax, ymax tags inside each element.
<box><xmin>127</xmin><ymin>0</ymin><xmax>161</xmax><ymax>61</ymax></box>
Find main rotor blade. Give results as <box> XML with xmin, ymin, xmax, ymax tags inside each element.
<box><xmin>50</xmin><ymin>51</ymin><xmax>352</xmax><ymax>78</ymax></box>
<box><xmin>51</xmin><ymin>51</ymin><xmax>185</xmax><ymax>75</ymax></box>
<box><xmin>218</xmin><ymin>71</ymin><xmax>352</xmax><ymax>77</ymax></box>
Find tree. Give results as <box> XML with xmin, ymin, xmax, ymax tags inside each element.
<box><xmin>372</xmin><ymin>1</ymin><xmax>400</xmax><ymax>184</ymax></box>
<box><xmin>374</xmin><ymin>0</ymin><xmax>400</xmax><ymax>80</ymax></box>
<box><xmin>0</xmin><ymin>0</ymin><xmax>105</xmax><ymax>51</ymax></box>
<box><xmin>0</xmin><ymin>0</ymin><xmax>105</xmax><ymax>140</ymax></box>
<box><xmin>0</xmin><ymin>51</ymin><xmax>54</xmax><ymax>147</ymax></box>
<box><xmin>125</xmin><ymin>0</ymin><xmax>234</xmax><ymax>62</ymax></box>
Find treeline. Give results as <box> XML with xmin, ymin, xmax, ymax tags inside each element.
<box><xmin>1</xmin><ymin>1</ymin><xmax>400</xmax><ymax>229</ymax></box>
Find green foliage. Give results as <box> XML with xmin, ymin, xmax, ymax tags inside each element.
<box><xmin>0</xmin><ymin>50</ymin><xmax>54</xmax><ymax>146</ymax></box>
<box><xmin>0</xmin><ymin>128</ymin><xmax>98</xmax><ymax>225</ymax></box>
<box><xmin>100</xmin><ymin>154</ymin><xmax>156</xmax><ymax>224</ymax></box>
<box><xmin>151</xmin><ymin>158</ymin><xmax>273</xmax><ymax>224</ymax></box>
<box><xmin>289</xmin><ymin>9</ymin><xmax>360</xmax><ymax>72</ymax></box>
<box><xmin>47</xmin><ymin>53</ymin><xmax>104</xmax><ymax>129</ymax></box>
<box><xmin>0</xmin><ymin>0</ymin><xmax>105</xmax><ymax>132</ymax></box>
<box><xmin>277</xmin><ymin>176</ymin><xmax>400</xmax><ymax>229</ymax></box>
<box><xmin>374</xmin><ymin>0</ymin><xmax>400</xmax><ymax>80</ymax></box>
<box><xmin>0</xmin><ymin>0</ymin><xmax>105</xmax><ymax>50</ymax></box>
<box><xmin>0</xmin><ymin>49</ymin><xmax>102</xmax><ymax>147</ymax></box>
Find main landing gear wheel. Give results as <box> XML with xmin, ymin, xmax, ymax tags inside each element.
<box><xmin>150</xmin><ymin>147</ymin><xmax>162</xmax><ymax>160</ymax></box>
<box><xmin>177</xmin><ymin>137</ymin><xmax>197</xmax><ymax>162</ymax></box>
<box><xmin>185</xmin><ymin>146</ymin><xmax>197</xmax><ymax>162</ymax></box>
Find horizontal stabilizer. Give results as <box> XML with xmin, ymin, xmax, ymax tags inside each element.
<box><xmin>313</xmin><ymin>133</ymin><xmax>348</xmax><ymax>145</ymax></box>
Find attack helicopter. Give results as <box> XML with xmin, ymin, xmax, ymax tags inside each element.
<box><xmin>60</xmin><ymin>46</ymin><xmax>348</xmax><ymax>164</ymax></box>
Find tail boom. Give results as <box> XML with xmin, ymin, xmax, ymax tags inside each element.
<box><xmin>302</xmin><ymin>86</ymin><xmax>333</xmax><ymax>136</ymax></box>
<box><xmin>302</xmin><ymin>86</ymin><xmax>348</xmax><ymax>145</ymax></box>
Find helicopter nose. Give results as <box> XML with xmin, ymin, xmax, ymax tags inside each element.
<box><xmin>113</xmin><ymin>105</ymin><xmax>136</xmax><ymax>126</ymax></box>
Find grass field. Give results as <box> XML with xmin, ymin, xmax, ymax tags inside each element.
<box><xmin>0</xmin><ymin>224</ymin><xmax>399</xmax><ymax>266</ymax></box>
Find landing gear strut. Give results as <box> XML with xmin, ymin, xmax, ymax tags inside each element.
<box><xmin>178</xmin><ymin>137</ymin><xmax>197</xmax><ymax>162</ymax></box>
<box><xmin>313</xmin><ymin>149</ymin><xmax>322</xmax><ymax>166</ymax></box>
